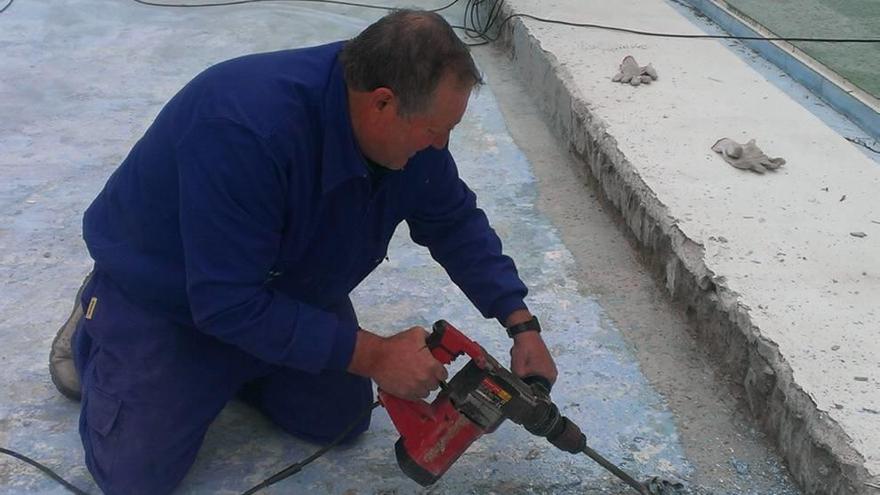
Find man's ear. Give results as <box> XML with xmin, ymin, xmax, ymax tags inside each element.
<box><xmin>370</xmin><ymin>87</ymin><xmax>396</xmax><ymax>113</ymax></box>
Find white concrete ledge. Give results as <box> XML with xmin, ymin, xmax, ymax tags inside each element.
<box><xmin>480</xmin><ymin>1</ymin><xmax>880</xmax><ymax>494</ymax></box>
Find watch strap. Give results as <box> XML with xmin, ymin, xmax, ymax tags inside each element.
<box><xmin>506</xmin><ymin>315</ymin><xmax>541</xmax><ymax>338</ymax></box>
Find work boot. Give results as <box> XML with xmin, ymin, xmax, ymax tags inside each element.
<box><xmin>49</xmin><ymin>271</ymin><xmax>93</xmax><ymax>401</ymax></box>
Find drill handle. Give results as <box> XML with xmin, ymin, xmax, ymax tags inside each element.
<box><xmin>522</xmin><ymin>375</ymin><xmax>553</xmax><ymax>394</ymax></box>
<box><xmin>426</xmin><ymin>320</ymin><xmax>484</xmax><ymax>365</ymax></box>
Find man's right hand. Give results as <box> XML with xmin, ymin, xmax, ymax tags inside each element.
<box><xmin>347</xmin><ymin>326</ymin><xmax>448</xmax><ymax>400</ymax></box>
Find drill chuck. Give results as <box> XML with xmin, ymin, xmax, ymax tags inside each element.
<box><xmin>546</xmin><ymin>417</ymin><xmax>587</xmax><ymax>454</ymax></box>
<box><xmin>523</xmin><ymin>400</ymin><xmax>586</xmax><ymax>454</ymax></box>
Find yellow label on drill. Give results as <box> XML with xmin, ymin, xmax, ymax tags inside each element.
<box><xmin>85</xmin><ymin>297</ymin><xmax>98</xmax><ymax>320</ymax></box>
<box><xmin>481</xmin><ymin>379</ymin><xmax>512</xmax><ymax>404</ymax></box>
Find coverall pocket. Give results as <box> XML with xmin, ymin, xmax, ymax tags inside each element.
<box><xmin>86</xmin><ymin>386</ymin><xmax>122</xmax><ymax>437</ymax></box>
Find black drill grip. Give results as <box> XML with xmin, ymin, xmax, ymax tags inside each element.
<box><xmin>426</xmin><ymin>320</ymin><xmax>447</xmax><ymax>351</ymax></box>
<box><xmin>523</xmin><ymin>375</ymin><xmax>553</xmax><ymax>394</ymax></box>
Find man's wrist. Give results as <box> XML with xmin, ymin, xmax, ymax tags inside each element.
<box><xmin>503</xmin><ymin>309</ymin><xmax>532</xmax><ymax>327</ymax></box>
<box><xmin>505</xmin><ymin>313</ymin><xmax>541</xmax><ymax>339</ymax></box>
<box><xmin>347</xmin><ymin>329</ymin><xmax>383</xmax><ymax>378</ymax></box>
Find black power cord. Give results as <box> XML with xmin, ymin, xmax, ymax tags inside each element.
<box><xmin>131</xmin><ymin>0</ymin><xmax>460</xmax><ymax>13</ymax></box>
<box><xmin>5</xmin><ymin>0</ymin><xmax>880</xmax><ymax>46</ymax></box>
<box><xmin>122</xmin><ymin>0</ymin><xmax>880</xmax><ymax>46</ymax></box>
<box><xmin>460</xmin><ymin>0</ymin><xmax>880</xmax><ymax>45</ymax></box>
<box><xmin>0</xmin><ymin>447</ymin><xmax>89</xmax><ymax>495</ymax></box>
<box><xmin>239</xmin><ymin>400</ymin><xmax>381</xmax><ymax>495</ymax></box>
<box><xmin>0</xmin><ymin>400</ymin><xmax>381</xmax><ymax>495</ymax></box>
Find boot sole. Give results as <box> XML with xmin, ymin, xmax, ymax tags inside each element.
<box><xmin>48</xmin><ymin>270</ymin><xmax>93</xmax><ymax>401</ymax></box>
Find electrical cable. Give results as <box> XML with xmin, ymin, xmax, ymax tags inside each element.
<box><xmin>0</xmin><ymin>447</ymin><xmax>90</xmax><ymax>495</ymax></box>
<box><xmin>0</xmin><ymin>400</ymin><xmax>381</xmax><ymax>495</ymax></box>
<box><xmin>132</xmin><ymin>0</ymin><xmax>460</xmax><ymax>13</ymax></box>
<box><xmin>128</xmin><ymin>0</ymin><xmax>880</xmax><ymax>45</ymax></box>
<box><xmin>124</xmin><ymin>0</ymin><xmax>880</xmax><ymax>47</ymax></box>
<box><xmin>498</xmin><ymin>12</ymin><xmax>880</xmax><ymax>43</ymax></box>
<box><xmin>127</xmin><ymin>0</ymin><xmax>492</xmax><ymax>45</ymax></box>
<box><xmin>0</xmin><ymin>0</ymin><xmax>14</xmax><ymax>15</ymax></box>
<box><xmin>460</xmin><ymin>0</ymin><xmax>880</xmax><ymax>44</ymax></box>
<box><xmin>239</xmin><ymin>400</ymin><xmax>381</xmax><ymax>495</ymax></box>
<box><xmin>460</xmin><ymin>0</ymin><xmax>503</xmax><ymax>46</ymax></box>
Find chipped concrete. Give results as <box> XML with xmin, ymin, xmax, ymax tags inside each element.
<box><xmin>477</xmin><ymin>0</ymin><xmax>879</xmax><ymax>494</ymax></box>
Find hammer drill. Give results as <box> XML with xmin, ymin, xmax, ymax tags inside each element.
<box><xmin>243</xmin><ymin>320</ymin><xmax>681</xmax><ymax>495</ymax></box>
<box><xmin>379</xmin><ymin>320</ymin><xmax>678</xmax><ymax>495</ymax></box>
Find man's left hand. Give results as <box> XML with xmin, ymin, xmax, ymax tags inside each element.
<box><xmin>510</xmin><ymin>331</ymin><xmax>558</xmax><ymax>386</ymax></box>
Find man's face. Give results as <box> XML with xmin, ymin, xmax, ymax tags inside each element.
<box><xmin>370</xmin><ymin>76</ymin><xmax>471</xmax><ymax>170</ymax></box>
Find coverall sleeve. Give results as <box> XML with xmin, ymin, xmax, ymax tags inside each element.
<box><xmin>406</xmin><ymin>150</ymin><xmax>528</xmax><ymax>324</ymax></box>
<box><xmin>175</xmin><ymin>118</ymin><xmax>356</xmax><ymax>373</ymax></box>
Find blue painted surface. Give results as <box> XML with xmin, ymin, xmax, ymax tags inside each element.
<box><xmin>0</xmin><ymin>1</ymin><xmax>697</xmax><ymax>493</ymax></box>
<box><xmin>682</xmin><ymin>0</ymin><xmax>880</xmax><ymax>140</ymax></box>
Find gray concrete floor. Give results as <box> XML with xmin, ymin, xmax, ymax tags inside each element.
<box><xmin>1</xmin><ymin>1</ymin><xmax>798</xmax><ymax>493</ymax></box>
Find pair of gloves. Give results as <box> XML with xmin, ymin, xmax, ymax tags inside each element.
<box><xmin>612</xmin><ymin>56</ymin><xmax>785</xmax><ymax>173</ymax></box>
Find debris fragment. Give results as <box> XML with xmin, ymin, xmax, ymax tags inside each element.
<box><xmin>711</xmin><ymin>138</ymin><xmax>785</xmax><ymax>174</ymax></box>
<box><xmin>645</xmin><ymin>477</ymin><xmax>685</xmax><ymax>495</ymax></box>
<box><xmin>850</xmin><ymin>232</ymin><xmax>867</xmax><ymax>238</ymax></box>
<box><xmin>854</xmin><ymin>376</ymin><xmax>869</xmax><ymax>382</ymax></box>
<box><xmin>839</xmin><ymin>195</ymin><xmax>846</xmax><ymax>202</ymax></box>
<box><xmin>612</xmin><ymin>56</ymin><xmax>658</xmax><ymax>86</ymax></box>
<box><xmin>731</xmin><ymin>459</ymin><xmax>750</xmax><ymax>476</ymax></box>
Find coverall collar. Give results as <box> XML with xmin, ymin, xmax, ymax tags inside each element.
<box><xmin>320</xmin><ymin>59</ymin><xmax>369</xmax><ymax>195</ymax></box>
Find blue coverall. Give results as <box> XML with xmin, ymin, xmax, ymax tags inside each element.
<box><xmin>73</xmin><ymin>41</ymin><xmax>528</xmax><ymax>494</ymax></box>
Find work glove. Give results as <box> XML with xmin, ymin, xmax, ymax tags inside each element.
<box><xmin>612</xmin><ymin>55</ymin><xmax>658</xmax><ymax>86</ymax></box>
<box><xmin>711</xmin><ymin>138</ymin><xmax>786</xmax><ymax>174</ymax></box>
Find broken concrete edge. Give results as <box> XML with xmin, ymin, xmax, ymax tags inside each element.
<box><xmin>480</xmin><ymin>6</ymin><xmax>877</xmax><ymax>495</ymax></box>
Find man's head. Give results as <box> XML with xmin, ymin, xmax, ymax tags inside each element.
<box><xmin>341</xmin><ymin>10</ymin><xmax>483</xmax><ymax>169</ymax></box>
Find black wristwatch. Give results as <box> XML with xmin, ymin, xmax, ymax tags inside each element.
<box><xmin>505</xmin><ymin>315</ymin><xmax>541</xmax><ymax>338</ymax></box>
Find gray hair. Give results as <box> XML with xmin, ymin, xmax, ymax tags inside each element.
<box><xmin>340</xmin><ymin>10</ymin><xmax>484</xmax><ymax>116</ymax></box>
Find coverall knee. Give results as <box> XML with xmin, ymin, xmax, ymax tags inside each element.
<box><xmin>73</xmin><ymin>271</ymin><xmax>373</xmax><ymax>495</ymax></box>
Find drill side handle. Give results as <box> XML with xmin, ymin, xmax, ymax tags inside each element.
<box><xmin>426</xmin><ymin>320</ymin><xmax>485</xmax><ymax>365</ymax></box>
<box><xmin>522</xmin><ymin>375</ymin><xmax>553</xmax><ymax>394</ymax></box>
